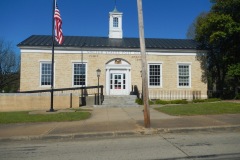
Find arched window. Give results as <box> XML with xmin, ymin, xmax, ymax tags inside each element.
<box><xmin>113</xmin><ymin>17</ymin><xmax>118</xmax><ymax>27</ymax></box>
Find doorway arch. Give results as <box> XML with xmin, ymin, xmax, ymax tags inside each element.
<box><xmin>105</xmin><ymin>58</ymin><xmax>131</xmax><ymax>95</ymax></box>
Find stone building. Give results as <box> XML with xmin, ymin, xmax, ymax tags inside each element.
<box><xmin>18</xmin><ymin>7</ymin><xmax>207</xmax><ymax>100</ymax></box>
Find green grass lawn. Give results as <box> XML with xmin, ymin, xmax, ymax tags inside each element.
<box><xmin>0</xmin><ymin>110</ymin><xmax>91</xmax><ymax>124</ymax></box>
<box><xmin>155</xmin><ymin>102</ymin><xmax>240</xmax><ymax>116</ymax></box>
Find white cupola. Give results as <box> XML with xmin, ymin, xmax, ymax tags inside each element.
<box><xmin>108</xmin><ymin>6</ymin><xmax>123</xmax><ymax>39</ymax></box>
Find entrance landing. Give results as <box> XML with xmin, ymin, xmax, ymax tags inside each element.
<box><xmin>95</xmin><ymin>95</ymin><xmax>139</xmax><ymax>107</ymax></box>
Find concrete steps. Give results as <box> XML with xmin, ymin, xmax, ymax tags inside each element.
<box><xmin>94</xmin><ymin>95</ymin><xmax>140</xmax><ymax>108</ymax></box>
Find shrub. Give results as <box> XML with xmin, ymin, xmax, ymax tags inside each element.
<box><xmin>135</xmin><ymin>98</ymin><xmax>143</xmax><ymax>105</ymax></box>
<box><xmin>171</xmin><ymin>99</ymin><xmax>188</xmax><ymax>104</ymax></box>
<box><xmin>149</xmin><ymin>100</ymin><xmax>154</xmax><ymax>105</ymax></box>
<box><xmin>192</xmin><ymin>99</ymin><xmax>205</xmax><ymax>103</ymax></box>
<box><xmin>205</xmin><ymin>98</ymin><xmax>221</xmax><ymax>102</ymax></box>
<box><xmin>155</xmin><ymin>99</ymin><xmax>170</xmax><ymax>105</ymax></box>
<box><xmin>135</xmin><ymin>99</ymin><xmax>154</xmax><ymax>105</ymax></box>
<box><xmin>155</xmin><ymin>99</ymin><xmax>188</xmax><ymax>105</ymax></box>
<box><xmin>235</xmin><ymin>94</ymin><xmax>240</xmax><ymax>100</ymax></box>
<box><xmin>192</xmin><ymin>98</ymin><xmax>221</xmax><ymax>103</ymax></box>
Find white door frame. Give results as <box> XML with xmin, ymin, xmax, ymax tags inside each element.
<box><xmin>105</xmin><ymin>59</ymin><xmax>131</xmax><ymax>95</ymax></box>
<box><xmin>109</xmin><ymin>70</ymin><xmax>127</xmax><ymax>95</ymax></box>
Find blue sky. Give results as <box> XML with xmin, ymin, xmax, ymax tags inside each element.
<box><xmin>0</xmin><ymin>0</ymin><xmax>212</xmax><ymax>54</ymax></box>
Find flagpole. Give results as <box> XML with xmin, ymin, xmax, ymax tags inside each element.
<box><xmin>50</xmin><ymin>0</ymin><xmax>56</xmax><ymax>112</ymax></box>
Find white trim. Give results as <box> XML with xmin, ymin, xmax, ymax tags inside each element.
<box><xmin>147</xmin><ymin>52</ymin><xmax>197</xmax><ymax>56</ymax></box>
<box><xmin>109</xmin><ymin>10</ymin><xmax>123</xmax><ymax>38</ymax></box>
<box><xmin>128</xmin><ymin>69</ymin><xmax>131</xmax><ymax>95</ymax></box>
<box><xmin>21</xmin><ymin>49</ymin><xmax>198</xmax><ymax>56</ymax></box>
<box><xmin>21</xmin><ymin>49</ymin><xmax>140</xmax><ymax>54</ymax></box>
<box><xmin>105</xmin><ymin>59</ymin><xmax>131</xmax><ymax>95</ymax></box>
<box><xmin>106</xmin><ymin>69</ymin><xmax>110</xmax><ymax>95</ymax></box>
<box><xmin>105</xmin><ymin>65</ymin><xmax>131</xmax><ymax>70</ymax></box>
<box><xmin>72</xmin><ymin>62</ymin><xmax>88</xmax><ymax>87</ymax></box>
<box><xmin>148</xmin><ymin>63</ymin><xmax>162</xmax><ymax>88</ymax></box>
<box><xmin>177</xmin><ymin>63</ymin><xmax>192</xmax><ymax>88</ymax></box>
<box><xmin>39</xmin><ymin>61</ymin><xmax>55</xmax><ymax>87</ymax></box>
<box><xmin>108</xmin><ymin>70</ymin><xmax>129</xmax><ymax>95</ymax></box>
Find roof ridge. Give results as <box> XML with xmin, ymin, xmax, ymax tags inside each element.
<box><xmin>18</xmin><ymin>35</ymin><xmax>200</xmax><ymax>50</ymax></box>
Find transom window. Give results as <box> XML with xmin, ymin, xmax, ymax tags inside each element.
<box><xmin>178</xmin><ymin>64</ymin><xmax>190</xmax><ymax>87</ymax></box>
<box><xmin>148</xmin><ymin>64</ymin><xmax>162</xmax><ymax>87</ymax></box>
<box><xmin>113</xmin><ymin>17</ymin><xmax>118</xmax><ymax>27</ymax></box>
<box><xmin>40</xmin><ymin>62</ymin><xmax>52</xmax><ymax>86</ymax></box>
<box><xmin>73</xmin><ymin>63</ymin><xmax>86</xmax><ymax>86</ymax></box>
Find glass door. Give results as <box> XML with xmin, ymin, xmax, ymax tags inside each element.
<box><xmin>110</xmin><ymin>73</ymin><xmax>126</xmax><ymax>95</ymax></box>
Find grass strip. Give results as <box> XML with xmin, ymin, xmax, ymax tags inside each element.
<box><xmin>155</xmin><ymin>102</ymin><xmax>240</xmax><ymax>116</ymax></box>
<box><xmin>0</xmin><ymin>111</ymin><xmax>91</xmax><ymax>124</ymax></box>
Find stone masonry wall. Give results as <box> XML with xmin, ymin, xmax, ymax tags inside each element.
<box><xmin>20</xmin><ymin>51</ymin><xmax>207</xmax><ymax>99</ymax></box>
<box><xmin>0</xmin><ymin>93</ymin><xmax>79</xmax><ymax>112</ymax></box>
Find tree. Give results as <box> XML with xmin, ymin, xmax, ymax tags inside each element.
<box><xmin>194</xmin><ymin>0</ymin><xmax>240</xmax><ymax>98</ymax></box>
<box><xmin>227</xmin><ymin>63</ymin><xmax>240</xmax><ymax>97</ymax></box>
<box><xmin>0</xmin><ymin>39</ymin><xmax>20</xmax><ymax>92</ymax></box>
<box><xmin>186</xmin><ymin>12</ymin><xmax>207</xmax><ymax>39</ymax></box>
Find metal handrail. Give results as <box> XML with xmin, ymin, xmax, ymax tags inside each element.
<box><xmin>20</xmin><ymin>85</ymin><xmax>104</xmax><ymax>93</ymax></box>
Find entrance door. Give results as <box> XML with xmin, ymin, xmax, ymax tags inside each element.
<box><xmin>105</xmin><ymin>58</ymin><xmax>131</xmax><ymax>95</ymax></box>
<box><xmin>110</xmin><ymin>73</ymin><xmax>126</xmax><ymax>95</ymax></box>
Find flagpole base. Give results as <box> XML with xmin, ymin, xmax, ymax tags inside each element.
<box><xmin>47</xmin><ymin>108</ymin><xmax>55</xmax><ymax>112</ymax></box>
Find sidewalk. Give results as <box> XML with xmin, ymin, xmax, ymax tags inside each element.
<box><xmin>0</xmin><ymin>107</ymin><xmax>240</xmax><ymax>141</ymax></box>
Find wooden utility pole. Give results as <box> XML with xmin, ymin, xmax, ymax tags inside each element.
<box><xmin>137</xmin><ymin>0</ymin><xmax>150</xmax><ymax>128</ymax></box>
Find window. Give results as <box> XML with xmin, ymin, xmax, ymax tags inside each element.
<box><xmin>40</xmin><ymin>62</ymin><xmax>52</xmax><ymax>86</ymax></box>
<box><xmin>110</xmin><ymin>73</ymin><xmax>126</xmax><ymax>89</ymax></box>
<box><xmin>113</xmin><ymin>17</ymin><xmax>118</xmax><ymax>27</ymax></box>
<box><xmin>148</xmin><ymin>64</ymin><xmax>162</xmax><ymax>87</ymax></box>
<box><xmin>73</xmin><ymin>63</ymin><xmax>86</xmax><ymax>86</ymax></box>
<box><xmin>178</xmin><ymin>64</ymin><xmax>190</xmax><ymax>87</ymax></box>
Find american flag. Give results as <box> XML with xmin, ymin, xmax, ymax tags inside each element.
<box><xmin>54</xmin><ymin>2</ymin><xmax>63</xmax><ymax>45</ymax></box>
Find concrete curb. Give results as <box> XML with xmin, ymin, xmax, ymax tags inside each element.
<box><xmin>156</xmin><ymin>125</ymin><xmax>240</xmax><ymax>133</ymax></box>
<box><xmin>0</xmin><ymin>131</ymin><xmax>140</xmax><ymax>142</ymax></box>
<box><xmin>1</xmin><ymin>125</ymin><xmax>240</xmax><ymax>142</ymax></box>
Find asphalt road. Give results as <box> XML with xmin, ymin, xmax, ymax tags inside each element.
<box><xmin>0</xmin><ymin>130</ymin><xmax>240</xmax><ymax>160</ymax></box>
